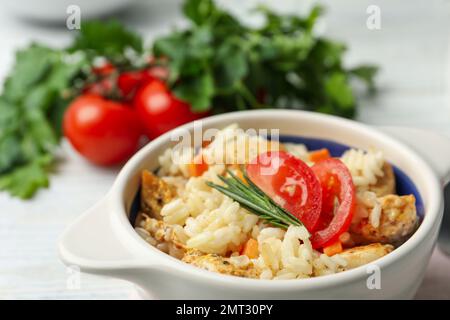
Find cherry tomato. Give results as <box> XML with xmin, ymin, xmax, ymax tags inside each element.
<box><xmin>83</xmin><ymin>78</ymin><xmax>114</xmax><ymax>96</ymax></box>
<box><xmin>246</xmin><ymin>151</ymin><xmax>322</xmax><ymax>232</ymax></box>
<box><xmin>118</xmin><ymin>71</ymin><xmax>149</xmax><ymax>99</ymax></box>
<box><xmin>63</xmin><ymin>94</ymin><xmax>142</xmax><ymax>166</ymax></box>
<box><xmin>84</xmin><ymin>62</ymin><xmax>116</xmax><ymax>96</ymax></box>
<box><xmin>133</xmin><ymin>79</ymin><xmax>208</xmax><ymax>140</ymax></box>
<box><xmin>117</xmin><ymin>66</ymin><xmax>169</xmax><ymax>100</ymax></box>
<box><xmin>92</xmin><ymin>62</ymin><xmax>115</xmax><ymax>76</ymax></box>
<box><xmin>147</xmin><ymin>66</ymin><xmax>169</xmax><ymax>80</ymax></box>
<box><xmin>311</xmin><ymin>158</ymin><xmax>356</xmax><ymax>249</ymax></box>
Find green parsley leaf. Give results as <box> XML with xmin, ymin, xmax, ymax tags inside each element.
<box><xmin>3</xmin><ymin>45</ymin><xmax>55</xmax><ymax>103</ymax></box>
<box><xmin>0</xmin><ymin>20</ymin><xmax>141</xmax><ymax>199</ymax></box>
<box><xmin>172</xmin><ymin>72</ymin><xmax>215</xmax><ymax>111</ymax></box>
<box><xmin>325</xmin><ymin>72</ymin><xmax>355</xmax><ymax>110</ymax></box>
<box><xmin>0</xmin><ymin>155</ymin><xmax>52</xmax><ymax>199</ymax></box>
<box><xmin>153</xmin><ymin>0</ymin><xmax>377</xmax><ymax>115</ymax></box>
<box><xmin>70</xmin><ymin>20</ymin><xmax>143</xmax><ymax>60</ymax></box>
<box><xmin>183</xmin><ymin>0</ymin><xmax>217</xmax><ymax>26</ymax></box>
<box><xmin>215</xmin><ymin>39</ymin><xmax>248</xmax><ymax>89</ymax></box>
<box><xmin>350</xmin><ymin>65</ymin><xmax>379</xmax><ymax>91</ymax></box>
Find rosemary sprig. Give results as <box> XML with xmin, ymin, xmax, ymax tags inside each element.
<box><xmin>206</xmin><ymin>168</ymin><xmax>309</xmax><ymax>235</ymax></box>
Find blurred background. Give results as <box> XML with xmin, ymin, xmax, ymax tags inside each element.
<box><xmin>0</xmin><ymin>0</ymin><xmax>449</xmax><ymax>299</ymax></box>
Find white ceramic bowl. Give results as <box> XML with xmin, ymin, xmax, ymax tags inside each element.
<box><xmin>59</xmin><ymin>110</ymin><xmax>450</xmax><ymax>299</ymax></box>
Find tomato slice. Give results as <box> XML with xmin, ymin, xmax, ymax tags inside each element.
<box><xmin>246</xmin><ymin>151</ymin><xmax>322</xmax><ymax>231</ymax></box>
<box><xmin>311</xmin><ymin>158</ymin><xmax>356</xmax><ymax>249</ymax></box>
<box><xmin>315</xmin><ymin>174</ymin><xmax>340</xmax><ymax>231</ymax></box>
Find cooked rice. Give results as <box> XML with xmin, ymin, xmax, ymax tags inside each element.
<box><xmin>354</xmin><ymin>191</ymin><xmax>382</xmax><ymax>228</ymax></box>
<box><xmin>160</xmin><ymin>165</ymin><xmax>259</xmax><ymax>255</ymax></box>
<box><xmin>202</xmin><ymin>124</ymin><xmax>283</xmax><ymax>166</ymax></box>
<box><xmin>252</xmin><ymin>225</ymin><xmax>347</xmax><ymax>279</ymax></box>
<box><xmin>283</xmin><ymin>143</ymin><xmax>309</xmax><ymax>162</ymax></box>
<box><xmin>341</xmin><ymin>148</ymin><xmax>385</xmax><ymax>187</ymax></box>
<box><xmin>157</xmin><ymin>147</ymin><xmax>195</xmax><ymax>178</ymax></box>
<box><xmin>135</xmin><ymin>125</ymin><xmax>408</xmax><ymax>280</ymax></box>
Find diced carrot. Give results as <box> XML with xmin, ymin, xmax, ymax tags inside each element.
<box><xmin>309</xmin><ymin>148</ymin><xmax>331</xmax><ymax>162</ymax></box>
<box><xmin>188</xmin><ymin>153</ymin><xmax>209</xmax><ymax>177</ymax></box>
<box><xmin>278</xmin><ymin>142</ymin><xmax>286</xmax><ymax>151</ymax></box>
<box><xmin>202</xmin><ymin>140</ymin><xmax>212</xmax><ymax>148</ymax></box>
<box><xmin>241</xmin><ymin>238</ymin><xmax>259</xmax><ymax>259</ymax></box>
<box><xmin>323</xmin><ymin>240</ymin><xmax>343</xmax><ymax>256</ymax></box>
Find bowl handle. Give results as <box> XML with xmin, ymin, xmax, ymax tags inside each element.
<box><xmin>378</xmin><ymin>126</ymin><xmax>450</xmax><ymax>186</ymax></box>
<box><xmin>58</xmin><ymin>195</ymin><xmax>163</xmax><ymax>277</ymax></box>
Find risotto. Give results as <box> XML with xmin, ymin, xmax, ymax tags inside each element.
<box><xmin>134</xmin><ymin>124</ymin><xmax>418</xmax><ymax>280</ymax></box>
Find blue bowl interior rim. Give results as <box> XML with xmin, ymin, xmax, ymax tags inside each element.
<box><xmin>129</xmin><ymin>135</ymin><xmax>424</xmax><ymax>225</ymax></box>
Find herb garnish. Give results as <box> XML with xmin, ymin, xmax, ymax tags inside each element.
<box><xmin>206</xmin><ymin>169</ymin><xmax>308</xmax><ymax>233</ymax></box>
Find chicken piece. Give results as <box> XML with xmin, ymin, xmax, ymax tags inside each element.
<box><xmin>340</xmin><ymin>243</ymin><xmax>394</xmax><ymax>270</ymax></box>
<box><xmin>351</xmin><ymin>194</ymin><xmax>418</xmax><ymax>246</ymax></box>
<box><xmin>366</xmin><ymin>162</ymin><xmax>396</xmax><ymax>197</ymax></box>
<box><xmin>182</xmin><ymin>249</ymin><xmax>260</xmax><ymax>279</ymax></box>
<box><xmin>140</xmin><ymin>170</ymin><xmax>176</xmax><ymax>220</ymax></box>
<box><xmin>137</xmin><ymin>214</ymin><xmax>187</xmax><ymax>259</ymax></box>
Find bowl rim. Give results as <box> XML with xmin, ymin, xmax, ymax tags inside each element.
<box><xmin>109</xmin><ymin>109</ymin><xmax>443</xmax><ymax>290</ymax></box>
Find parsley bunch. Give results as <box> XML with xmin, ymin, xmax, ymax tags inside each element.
<box><xmin>0</xmin><ymin>21</ymin><xmax>143</xmax><ymax>198</ymax></box>
<box><xmin>0</xmin><ymin>0</ymin><xmax>377</xmax><ymax>200</ymax></box>
<box><xmin>154</xmin><ymin>0</ymin><xmax>377</xmax><ymax>115</ymax></box>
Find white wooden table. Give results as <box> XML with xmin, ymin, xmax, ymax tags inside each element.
<box><xmin>1</xmin><ymin>0</ymin><xmax>450</xmax><ymax>299</ymax></box>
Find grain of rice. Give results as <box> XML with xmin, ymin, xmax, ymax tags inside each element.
<box><xmin>157</xmin><ymin>242</ymin><xmax>169</xmax><ymax>253</ymax></box>
<box><xmin>229</xmin><ymin>255</ymin><xmax>250</xmax><ymax>268</ymax></box>
<box><xmin>260</xmin><ymin>269</ymin><xmax>273</xmax><ymax>280</ymax></box>
<box><xmin>319</xmin><ymin>254</ymin><xmax>337</xmax><ymax>271</ymax></box>
<box><xmin>284</xmin><ymin>143</ymin><xmax>309</xmax><ymax>161</ymax></box>
<box><xmin>251</xmin><ymin>225</ymin><xmax>261</xmax><ymax>239</ymax></box>
<box><xmin>357</xmin><ymin>191</ymin><xmax>382</xmax><ymax>228</ymax></box>
<box><xmin>330</xmin><ymin>254</ymin><xmax>348</xmax><ymax>267</ymax></box>
<box><xmin>274</xmin><ymin>271</ymin><xmax>297</xmax><ymax>280</ymax></box>
<box><xmin>341</xmin><ymin>148</ymin><xmax>385</xmax><ymax>187</ymax></box>
<box><xmin>145</xmin><ymin>235</ymin><xmax>157</xmax><ymax>246</ymax></box>
<box><xmin>169</xmin><ymin>245</ymin><xmax>185</xmax><ymax>259</ymax></box>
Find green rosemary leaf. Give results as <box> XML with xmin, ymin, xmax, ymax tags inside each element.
<box><xmin>223</xmin><ymin>169</ymin><xmax>266</xmax><ymax>204</ymax></box>
<box><xmin>206</xmin><ymin>181</ymin><xmax>285</xmax><ymax>222</ymax></box>
<box><xmin>241</xmin><ymin>169</ymin><xmax>304</xmax><ymax>227</ymax></box>
<box><xmin>206</xmin><ymin>170</ymin><xmax>307</xmax><ymax>232</ymax></box>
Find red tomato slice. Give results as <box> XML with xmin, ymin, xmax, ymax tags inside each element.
<box><xmin>311</xmin><ymin>158</ymin><xmax>356</xmax><ymax>249</ymax></box>
<box><xmin>314</xmin><ymin>174</ymin><xmax>341</xmax><ymax>231</ymax></box>
<box><xmin>246</xmin><ymin>151</ymin><xmax>322</xmax><ymax>231</ymax></box>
